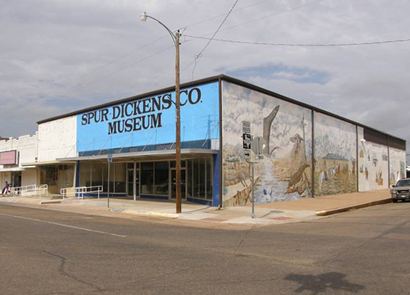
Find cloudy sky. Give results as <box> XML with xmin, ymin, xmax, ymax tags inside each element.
<box><xmin>1</xmin><ymin>0</ymin><xmax>409</xmax><ymax>156</ymax></box>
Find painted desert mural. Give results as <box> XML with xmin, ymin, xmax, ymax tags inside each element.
<box><xmin>221</xmin><ymin>81</ymin><xmax>405</xmax><ymax>206</ymax></box>
<box><xmin>222</xmin><ymin>81</ymin><xmax>313</xmax><ymax>206</ymax></box>
<box><xmin>313</xmin><ymin>112</ymin><xmax>357</xmax><ymax>196</ymax></box>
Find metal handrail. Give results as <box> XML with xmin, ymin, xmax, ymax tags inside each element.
<box><xmin>60</xmin><ymin>185</ymin><xmax>103</xmax><ymax>199</ymax></box>
<box><xmin>9</xmin><ymin>184</ymin><xmax>48</xmax><ymax>196</ymax></box>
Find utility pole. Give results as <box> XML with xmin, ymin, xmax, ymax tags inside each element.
<box><xmin>175</xmin><ymin>30</ymin><xmax>181</xmax><ymax>213</ymax></box>
<box><xmin>140</xmin><ymin>12</ymin><xmax>182</xmax><ymax>213</ymax></box>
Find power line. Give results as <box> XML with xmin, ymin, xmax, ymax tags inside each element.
<box><xmin>72</xmin><ymin>1</ymin><xmax>298</xmax><ymax>88</ymax></box>
<box><xmin>185</xmin><ymin>34</ymin><xmax>410</xmax><ymax>47</ymax></box>
<box><xmin>69</xmin><ymin>1</ymin><xmax>333</xmax><ymax>90</ymax></box>
<box><xmin>182</xmin><ymin>0</ymin><xmax>322</xmax><ymax>45</ymax></box>
<box><xmin>185</xmin><ymin>0</ymin><xmax>323</xmax><ymax>76</ymax></box>
<box><xmin>73</xmin><ymin>36</ymin><xmax>169</xmax><ymax>89</ymax></box>
<box><xmin>191</xmin><ymin>0</ymin><xmax>239</xmax><ymax>80</ymax></box>
<box><xmin>76</xmin><ymin>45</ymin><xmax>174</xmax><ymax>90</ymax></box>
<box><xmin>82</xmin><ymin>36</ymin><xmax>167</xmax><ymax>77</ymax></box>
<box><xmin>214</xmin><ymin>0</ymin><xmax>322</xmax><ymax>35</ymax></box>
<box><xmin>71</xmin><ymin>1</ymin><xmax>271</xmax><ymax>89</ymax></box>
<box><xmin>178</xmin><ymin>0</ymin><xmax>269</xmax><ymax>31</ymax></box>
<box><xmin>194</xmin><ymin>0</ymin><xmax>239</xmax><ymax>58</ymax></box>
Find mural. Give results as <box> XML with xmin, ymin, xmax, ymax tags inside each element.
<box><xmin>220</xmin><ymin>81</ymin><xmax>405</xmax><ymax>206</ymax></box>
<box><xmin>313</xmin><ymin>112</ymin><xmax>357</xmax><ymax>196</ymax></box>
<box><xmin>358</xmin><ymin>127</ymin><xmax>388</xmax><ymax>191</ymax></box>
<box><xmin>389</xmin><ymin>147</ymin><xmax>406</xmax><ymax>185</ymax></box>
<box><xmin>222</xmin><ymin>81</ymin><xmax>313</xmax><ymax>206</ymax></box>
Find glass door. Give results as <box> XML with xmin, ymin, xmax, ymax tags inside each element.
<box><xmin>170</xmin><ymin>168</ymin><xmax>186</xmax><ymax>200</ymax></box>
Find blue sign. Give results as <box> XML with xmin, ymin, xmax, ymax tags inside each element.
<box><xmin>77</xmin><ymin>82</ymin><xmax>219</xmax><ymax>155</ymax></box>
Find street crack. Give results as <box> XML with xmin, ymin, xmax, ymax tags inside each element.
<box><xmin>43</xmin><ymin>250</ymin><xmax>105</xmax><ymax>292</ymax></box>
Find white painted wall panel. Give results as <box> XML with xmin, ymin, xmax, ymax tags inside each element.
<box><xmin>38</xmin><ymin>116</ymin><xmax>77</xmax><ymax>162</ymax></box>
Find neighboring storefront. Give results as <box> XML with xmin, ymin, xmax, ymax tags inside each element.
<box><xmin>1</xmin><ymin>75</ymin><xmax>406</xmax><ymax>206</ymax></box>
<box><xmin>0</xmin><ymin>135</ymin><xmax>38</xmax><ymax>190</ymax></box>
<box><xmin>38</xmin><ymin>164</ymin><xmax>75</xmax><ymax>194</ymax></box>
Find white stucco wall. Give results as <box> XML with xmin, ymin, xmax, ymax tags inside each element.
<box><xmin>38</xmin><ymin>116</ymin><xmax>77</xmax><ymax>162</ymax></box>
<box><xmin>0</xmin><ymin>133</ymin><xmax>38</xmax><ymax>165</ymax></box>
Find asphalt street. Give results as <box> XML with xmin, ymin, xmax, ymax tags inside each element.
<box><xmin>0</xmin><ymin>202</ymin><xmax>409</xmax><ymax>295</ymax></box>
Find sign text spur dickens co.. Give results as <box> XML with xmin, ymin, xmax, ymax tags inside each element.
<box><xmin>80</xmin><ymin>87</ymin><xmax>202</xmax><ymax>135</ymax></box>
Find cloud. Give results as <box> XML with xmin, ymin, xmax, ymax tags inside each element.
<box><xmin>224</xmin><ymin>63</ymin><xmax>331</xmax><ymax>84</ymax></box>
<box><xmin>0</xmin><ymin>0</ymin><xmax>409</xmax><ymax>160</ymax></box>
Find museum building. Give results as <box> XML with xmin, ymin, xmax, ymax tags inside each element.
<box><xmin>0</xmin><ymin>75</ymin><xmax>406</xmax><ymax>206</ymax></box>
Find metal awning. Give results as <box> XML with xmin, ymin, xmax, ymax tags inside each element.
<box><xmin>57</xmin><ymin>148</ymin><xmax>218</xmax><ymax>162</ymax></box>
<box><xmin>21</xmin><ymin>160</ymin><xmax>76</xmax><ymax>166</ymax></box>
<box><xmin>0</xmin><ymin>167</ymin><xmax>26</xmax><ymax>172</ymax></box>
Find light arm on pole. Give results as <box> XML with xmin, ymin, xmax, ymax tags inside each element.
<box><xmin>140</xmin><ymin>12</ymin><xmax>178</xmax><ymax>46</ymax></box>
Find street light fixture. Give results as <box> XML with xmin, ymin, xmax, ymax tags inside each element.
<box><xmin>140</xmin><ymin>12</ymin><xmax>182</xmax><ymax>214</ymax></box>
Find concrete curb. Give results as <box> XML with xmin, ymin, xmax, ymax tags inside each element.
<box><xmin>316</xmin><ymin>198</ymin><xmax>392</xmax><ymax>216</ymax></box>
<box><xmin>40</xmin><ymin>200</ymin><xmax>62</xmax><ymax>205</ymax></box>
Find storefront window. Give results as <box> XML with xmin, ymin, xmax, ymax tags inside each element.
<box><xmin>92</xmin><ymin>162</ymin><xmax>106</xmax><ymax>188</ymax></box>
<box><xmin>40</xmin><ymin>165</ymin><xmax>58</xmax><ymax>185</ymax></box>
<box><xmin>187</xmin><ymin>157</ymin><xmax>212</xmax><ymax>200</ymax></box>
<box><xmin>79</xmin><ymin>161</ymin><xmax>125</xmax><ymax>193</ymax></box>
<box><xmin>141</xmin><ymin>162</ymin><xmax>154</xmax><ymax>194</ymax></box>
<box><xmin>79</xmin><ymin>162</ymin><xmax>92</xmax><ymax>187</ymax></box>
<box><xmin>196</xmin><ymin>159</ymin><xmax>206</xmax><ymax>197</ymax></box>
<box><xmin>58</xmin><ymin>165</ymin><xmax>74</xmax><ymax>189</ymax></box>
<box><xmin>187</xmin><ymin>160</ymin><xmax>193</xmax><ymax>198</ymax></box>
<box><xmin>80</xmin><ymin>162</ymin><xmax>106</xmax><ymax>189</ymax></box>
<box><xmin>192</xmin><ymin>159</ymin><xmax>199</xmax><ymax>197</ymax></box>
<box><xmin>111</xmin><ymin>163</ymin><xmax>126</xmax><ymax>193</ymax></box>
<box><xmin>140</xmin><ymin>162</ymin><xmax>169</xmax><ymax>195</ymax></box>
<box><xmin>206</xmin><ymin>159</ymin><xmax>212</xmax><ymax>199</ymax></box>
<box><xmin>170</xmin><ymin>160</ymin><xmax>186</xmax><ymax>168</ymax></box>
<box><xmin>40</xmin><ymin>165</ymin><xmax>74</xmax><ymax>194</ymax></box>
<box><xmin>153</xmin><ymin>162</ymin><xmax>169</xmax><ymax>195</ymax></box>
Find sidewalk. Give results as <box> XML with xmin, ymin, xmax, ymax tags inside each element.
<box><xmin>0</xmin><ymin>189</ymin><xmax>392</xmax><ymax>228</ymax></box>
<box><xmin>258</xmin><ymin>189</ymin><xmax>392</xmax><ymax>215</ymax></box>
